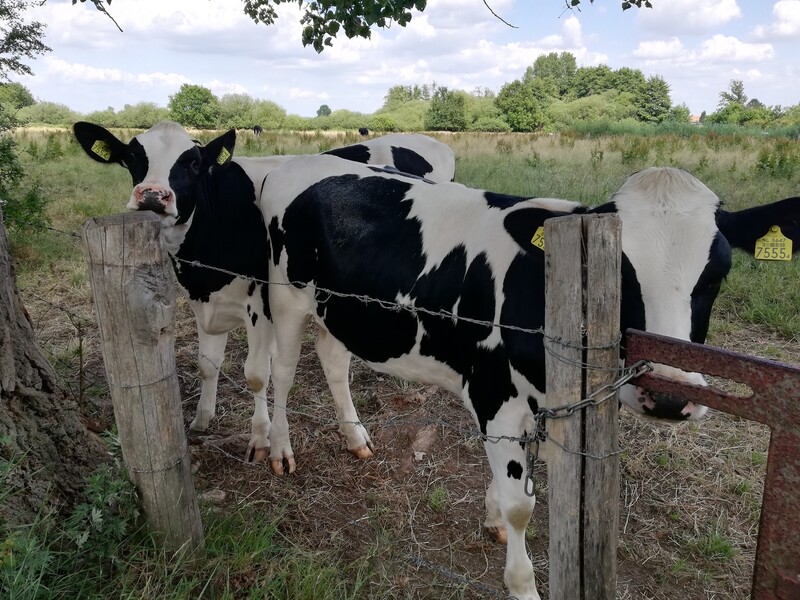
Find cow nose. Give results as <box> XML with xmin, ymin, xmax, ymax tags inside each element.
<box><xmin>136</xmin><ymin>188</ymin><xmax>172</xmax><ymax>213</ymax></box>
<box><xmin>639</xmin><ymin>389</ymin><xmax>705</xmax><ymax>421</ymax></box>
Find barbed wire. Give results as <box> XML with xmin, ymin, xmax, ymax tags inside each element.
<box><xmin>173</xmin><ymin>255</ymin><xmax>625</xmax><ymax>353</ymax></box>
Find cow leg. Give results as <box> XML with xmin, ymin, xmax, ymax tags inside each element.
<box><xmin>483</xmin><ymin>477</ymin><xmax>508</xmax><ymax>544</ymax></box>
<box><xmin>483</xmin><ymin>409</ymin><xmax>540</xmax><ymax>600</ymax></box>
<box><xmin>315</xmin><ymin>327</ymin><xmax>373</xmax><ymax>459</ymax></box>
<box><xmin>268</xmin><ymin>290</ymin><xmax>309</xmax><ymax>475</ymax></box>
<box><xmin>243</xmin><ymin>315</ymin><xmax>274</xmax><ymax>464</ymax></box>
<box><xmin>190</xmin><ymin>328</ymin><xmax>228</xmax><ymax>432</ymax></box>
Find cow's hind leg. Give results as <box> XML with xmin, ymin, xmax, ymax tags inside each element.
<box><xmin>484</xmin><ymin>413</ymin><xmax>540</xmax><ymax>600</ymax></box>
<box><xmin>243</xmin><ymin>312</ymin><xmax>274</xmax><ymax>463</ymax></box>
<box><xmin>315</xmin><ymin>327</ymin><xmax>373</xmax><ymax>459</ymax></box>
<box><xmin>190</xmin><ymin>328</ymin><xmax>228</xmax><ymax>433</ymax></box>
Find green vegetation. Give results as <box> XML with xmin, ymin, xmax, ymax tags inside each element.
<box><xmin>9</xmin><ymin>53</ymin><xmax>800</xmax><ymax>134</ymax></box>
<box><xmin>0</xmin><ymin>436</ymin><xmax>369</xmax><ymax>600</ymax></box>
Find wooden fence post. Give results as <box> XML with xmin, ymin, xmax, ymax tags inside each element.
<box><xmin>82</xmin><ymin>212</ymin><xmax>204</xmax><ymax>560</ymax></box>
<box><xmin>543</xmin><ymin>213</ymin><xmax>622</xmax><ymax>600</ymax></box>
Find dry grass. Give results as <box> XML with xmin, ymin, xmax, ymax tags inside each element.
<box><xmin>18</xmin><ymin>268</ymin><xmax>796</xmax><ymax>599</ymax></box>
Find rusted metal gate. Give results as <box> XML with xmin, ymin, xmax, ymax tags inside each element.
<box><xmin>626</xmin><ymin>329</ymin><xmax>800</xmax><ymax>600</ymax></box>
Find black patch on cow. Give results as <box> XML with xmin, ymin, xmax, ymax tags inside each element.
<box><xmin>279</xmin><ymin>175</ymin><xmax>423</xmax><ymax>362</ymax></box>
<box><xmin>527</xmin><ymin>396</ymin><xmax>539</xmax><ymax>415</ymax></box>
<box><xmin>169</xmin><ymin>146</ymin><xmax>204</xmax><ymax>225</ymax></box>
<box><xmin>502</xmin><ymin>207</ymin><xmax>572</xmax><ymax>253</ymax></box>
<box><xmin>171</xmin><ymin>161</ymin><xmax>269</xmax><ymax>304</ymax></box>
<box><xmin>125</xmin><ymin>138</ymin><xmax>149</xmax><ymax>186</ymax></box>
<box><xmin>507</xmin><ymin>460</ymin><xmax>523</xmax><ymax>480</ymax></box>
<box><xmin>323</xmin><ymin>144</ymin><xmax>371</xmax><ymax>165</ymax></box>
<box><xmin>690</xmin><ymin>232</ymin><xmax>731</xmax><ymax>343</ymax></box>
<box><xmin>585</xmin><ymin>201</ymin><xmax>618</xmax><ymax>215</ymax></box>
<box><xmin>466</xmin><ymin>345</ymin><xmax>518</xmax><ymax>434</ymax></box>
<box><xmin>499</xmin><ymin>252</ymin><xmax>546</xmax><ymax>395</ymax></box>
<box><xmin>618</xmin><ymin>254</ymin><xmax>645</xmax><ymax>358</ymax></box>
<box><xmin>367</xmin><ymin>165</ymin><xmax>434</xmax><ymax>183</ymax></box>
<box><xmin>251</xmin><ymin>312</ymin><xmax>258</xmax><ymax>327</ymax></box>
<box><xmin>402</xmin><ymin>248</ymin><xmax>494</xmax><ymax>372</ymax></box>
<box><xmin>390</xmin><ymin>146</ymin><xmax>434</xmax><ymax>179</ymax></box>
<box><xmin>247</xmin><ymin>281</ymin><xmax>256</xmax><ymax>296</ymax></box>
<box><xmin>484</xmin><ymin>191</ymin><xmax>527</xmax><ymax>209</ymax></box>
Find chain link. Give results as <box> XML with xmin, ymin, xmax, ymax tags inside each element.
<box><xmin>522</xmin><ymin>360</ymin><xmax>653</xmax><ymax>496</ymax></box>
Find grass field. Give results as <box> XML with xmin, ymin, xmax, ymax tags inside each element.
<box><xmin>3</xmin><ymin>127</ymin><xmax>800</xmax><ymax>599</ymax></box>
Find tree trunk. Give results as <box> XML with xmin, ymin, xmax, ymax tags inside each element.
<box><xmin>0</xmin><ymin>207</ymin><xmax>106</xmax><ymax>523</ymax></box>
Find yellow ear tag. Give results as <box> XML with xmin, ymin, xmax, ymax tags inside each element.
<box><xmin>91</xmin><ymin>140</ymin><xmax>112</xmax><ymax>161</ymax></box>
<box><xmin>531</xmin><ymin>226</ymin><xmax>545</xmax><ymax>251</ymax></box>
<box><xmin>754</xmin><ymin>226</ymin><xmax>792</xmax><ymax>261</ymax></box>
<box><xmin>217</xmin><ymin>147</ymin><xmax>231</xmax><ymax>165</ymax></box>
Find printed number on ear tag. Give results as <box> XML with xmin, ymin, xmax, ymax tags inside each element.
<box><xmin>217</xmin><ymin>147</ymin><xmax>231</xmax><ymax>165</ymax></box>
<box><xmin>531</xmin><ymin>226</ymin><xmax>545</xmax><ymax>251</ymax></box>
<box><xmin>91</xmin><ymin>140</ymin><xmax>112</xmax><ymax>161</ymax></box>
<box><xmin>754</xmin><ymin>226</ymin><xmax>792</xmax><ymax>261</ymax></box>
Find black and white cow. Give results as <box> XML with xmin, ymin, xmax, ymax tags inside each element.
<box><xmin>258</xmin><ymin>156</ymin><xmax>800</xmax><ymax>600</ymax></box>
<box><xmin>323</xmin><ymin>133</ymin><xmax>454</xmax><ymax>182</ymax></box>
<box><xmin>72</xmin><ymin>121</ymin><xmax>456</xmax><ymax>471</ymax></box>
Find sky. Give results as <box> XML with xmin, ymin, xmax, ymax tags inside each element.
<box><xmin>15</xmin><ymin>0</ymin><xmax>800</xmax><ymax>119</ymax></box>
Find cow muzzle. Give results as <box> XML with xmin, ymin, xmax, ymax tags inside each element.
<box><xmin>129</xmin><ymin>186</ymin><xmax>176</xmax><ymax>216</ymax></box>
<box><xmin>619</xmin><ymin>364</ymin><xmax>709</xmax><ymax>421</ymax></box>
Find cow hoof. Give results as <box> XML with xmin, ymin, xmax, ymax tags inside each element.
<box><xmin>485</xmin><ymin>525</ymin><xmax>508</xmax><ymax>545</ymax></box>
<box><xmin>349</xmin><ymin>445</ymin><xmax>374</xmax><ymax>460</ymax></box>
<box><xmin>246</xmin><ymin>447</ymin><xmax>269</xmax><ymax>464</ymax></box>
<box><xmin>270</xmin><ymin>456</ymin><xmax>296</xmax><ymax>476</ymax></box>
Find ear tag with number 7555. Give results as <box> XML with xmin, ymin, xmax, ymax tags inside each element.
<box><xmin>754</xmin><ymin>226</ymin><xmax>792</xmax><ymax>261</ymax></box>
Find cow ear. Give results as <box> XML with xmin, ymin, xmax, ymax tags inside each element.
<box><xmin>717</xmin><ymin>197</ymin><xmax>800</xmax><ymax>256</ymax></box>
<box><xmin>72</xmin><ymin>121</ymin><xmax>127</xmax><ymax>165</ymax></box>
<box><xmin>202</xmin><ymin>128</ymin><xmax>236</xmax><ymax>169</ymax></box>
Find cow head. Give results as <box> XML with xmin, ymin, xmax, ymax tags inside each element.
<box><xmin>611</xmin><ymin>167</ymin><xmax>800</xmax><ymax>421</ymax></box>
<box><xmin>73</xmin><ymin>121</ymin><xmax>236</xmax><ymax>227</ymax></box>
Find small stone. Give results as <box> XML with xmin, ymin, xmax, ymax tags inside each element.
<box><xmin>414</xmin><ymin>451</ymin><xmax>426</xmax><ymax>462</ymax></box>
<box><xmin>199</xmin><ymin>489</ymin><xmax>226</xmax><ymax>504</ymax></box>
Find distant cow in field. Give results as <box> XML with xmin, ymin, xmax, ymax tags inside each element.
<box><xmin>258</xmin><ymin>157</ymin><xmax>800</xmax><ymax>600</ymax></box>
<box><xmin>253</xmin><ymin>125</ymin><xmax>262</xmax><ymax>136</ymax></box>
<box><xmin>358</xmin><ymin>127</ymin><xmax>369</xmax><ymax>136</ymax></box>
<box><xmin>72</xmin><ymin>121</ymin><xmax>456</xmax><ymax>469</ymax></box>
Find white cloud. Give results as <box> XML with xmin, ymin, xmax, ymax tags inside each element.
<box><xmin>752</xmin><ymin>0</ymin><xmax>800</xmax><ymax>40</ymax></box>
<box><xmin>632</xmin><ymin>37</ymin><xmax>685</xmax><ymax>60</ymax></box>
<box><xmin>698</xmin><ymin>35</ymin><xmax>774</xmax><ymax>61</ymax></box>
<box><xmin>637</xmin><ymin>0</ymin><xmax>742</xmax><ymax>34</ymax></box>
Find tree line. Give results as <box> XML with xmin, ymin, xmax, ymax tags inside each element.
<box><xmin>3</xmin><ymin>52</ymin><xmax>800</xmax><ymax>135</ymax></box>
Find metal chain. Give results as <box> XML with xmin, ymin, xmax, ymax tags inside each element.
<box><xmin>522</xmin><ymin>360</ymin><xmax>652</xmax><ymax>497</ymax></box>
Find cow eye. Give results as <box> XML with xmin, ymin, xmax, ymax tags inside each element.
<box><xmin>189</xmin><ymin>160</ymin><xmax>200</xmax><ymax>174</ymax></box>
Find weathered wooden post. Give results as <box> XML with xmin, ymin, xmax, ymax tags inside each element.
<box><xmin>82</xmin><ymin>212</ymin><xmax>204</xmax><ymax>560</ymax></box>
<box><xmin>543</xmin><ymin>214</ymin><xmax>622</xmax><ymax>600</ymax></box>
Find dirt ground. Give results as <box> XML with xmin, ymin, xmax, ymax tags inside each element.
<box><xmin>27</xmin><ymin>289</ymin><xmax>797</xmax><ymax>600</ymax></box>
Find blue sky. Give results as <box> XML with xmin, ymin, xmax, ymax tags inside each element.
<box><xmin>17</xmin><ymin>0</ymin><xmax>800</xmax><ymax>118</ymax></box>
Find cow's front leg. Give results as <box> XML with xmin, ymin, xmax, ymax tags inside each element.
<box><xmin>483</xmin><ymin>407</ymin><xmax>541</xmax><ymax>600</ymax></box>
<box><xmin>315</xmin><ymin>327</ymin><xmax>373</xmax><ymax>459</ymax></box>
<box><xmin>243</xmin><ymin>312</ymin><xmax>274</xmax><ymax>463</ymax></box>
<box><xmin>267</xmin><ymin>287</ymin><xmax>310</xmax><ymax>475</ymax></box>
<box><xmin>190</xmin><ymin>328</ymin><xmax>228</xmax><ymax>432</ymax></box>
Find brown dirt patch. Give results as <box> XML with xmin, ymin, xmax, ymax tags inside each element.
<box><xmin>22</xmin><ymin>284</ymin><xmax>798</xmax><ymax>599</ymax></box>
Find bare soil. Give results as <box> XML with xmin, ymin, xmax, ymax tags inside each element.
<box><xmin>23</xmin><ymin>284</ymin><xmax>799</xmax><ymax>600</ymax></box>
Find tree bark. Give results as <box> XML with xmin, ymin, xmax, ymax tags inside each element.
<box><xmin>0</xmin><ymin>207</ymin><xmax>106</xmax><ymax>523</ymax></box>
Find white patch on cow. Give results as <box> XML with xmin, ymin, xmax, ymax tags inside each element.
<box><xmin>614</xmin><ymin>167</ymin><xmax>719</xmax><ymax>419</ymax></box>
<box><xmin>614</xmin><ymin>167</ymin><xmax>720</xmax><ymax>341</ymax></box>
